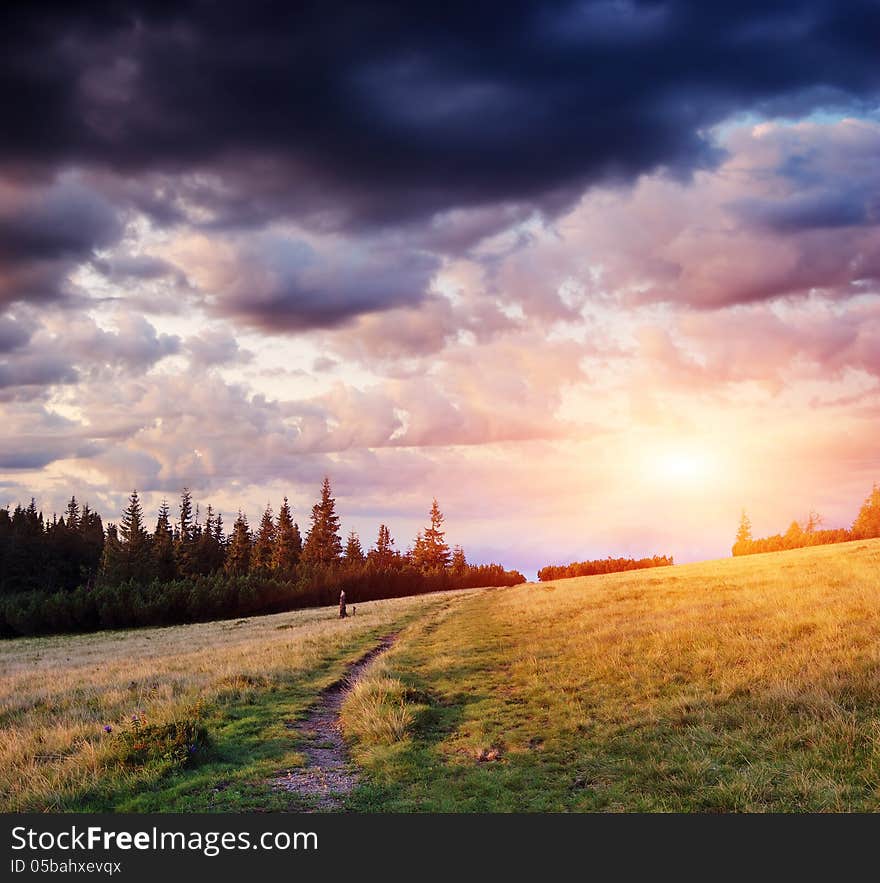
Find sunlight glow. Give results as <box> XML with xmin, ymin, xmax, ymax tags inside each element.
<box><xmin>651</xmin><ymin>446</ymin><xmax>717</xmax><ymax>487</ymax></box>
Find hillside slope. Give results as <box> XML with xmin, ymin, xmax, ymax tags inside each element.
<box><xmin>345</xmin><ymin>539</ymin><xmax>880</xmax><ymax>811</ymax></box>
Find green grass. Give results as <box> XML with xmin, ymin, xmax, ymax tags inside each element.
<box><xmin>343</xmin><ymin>540</ymin><xmax>880</xmax><ymax>812</ymax></box>
<box><xmin>6</xmin><ymin>540</ymin><xmax>880</xmax><ymax>812</ymax></box>
<box><xmin>0</xmin><ymin>591</ymin><xmax>472</xmax><ymax>812</ymax></box>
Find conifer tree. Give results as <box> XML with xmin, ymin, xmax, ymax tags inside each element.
<box><xmin>120</xmin><ymin>490</ymin><xmax>146</xmax><ymax>543</ymax></box>
<box><xmin>99</xmin><ymin>523</ymin><xmax>123</xmax><ymax>584</ymax></box>
<box><xmin>852</xmin><ymin>484</ymin><xmax>880</xmax><ymax>539</ymax></box>
<box><xmin>414</xmin><ymin>499</ymin><xmax>451</xmax><ymax>571</ymax></box>
<box><xmin>225</xmin><ymin>512</ymin><xmax>252</xmax><ymax>575</ymax></box>
<box><xmin>194</xmin><ymin>504</ymin><xmax>224</xmax><ymax>574</ymax></box>
<box><xmin>451</xmin><ymin>544</ymin><xmax>467</xmax><ymax>571</ymax></box>
<box><xmin>301</xmin><ymin>477</ymin><xmax>342</xmax><ymax>567</ymax></box>
<box><xmin>79</xmin><ymin>503</ymin><xmax>104</xmax><ymax>580</ymax></box>
<box><xmin>732</xmin><ymin>510</ymin><xmax>753</xmax><ymax>556</ymax></box>
<box><xmin>252</xmin><ymin>504</ymin><xmax>276</xmax><ymax>573</ymax></box>
<box><xmin>64</xmin><ymin>496</ymin><xmax>80</xmax><ymax>531</ymax></box>
<box><xmin>175</xmin><ymin>487</ymin><xmax>196</xmax><ymax>576</ymax></box>
<box><xmin>369</xmin><ymin>523</ymin><xmax>396</xmax><ymax>568</ymax></box>
<box><xmin>343</xmin><ymin>529</ymin><xmax>365</xmax><ymax>565</ymax></box>
<box><xmin>153</xmin><ymin>498</ymin><xmax>176</xmax><ymax>581</ymax></box>
<box><xmin>272</xmin><ymin>497</ymin><xmax>301</xmax><ymax>574</ymax></box>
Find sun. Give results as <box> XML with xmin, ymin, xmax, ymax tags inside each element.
<box><xmin>646</xmin><ymin>444</ymin><xmax>718</xmax><ymax>489</ymax></box>
<box><xmin>658</xmin><ymin>449</ymin><xmax>710</xmax><ymax>481</ymax></box>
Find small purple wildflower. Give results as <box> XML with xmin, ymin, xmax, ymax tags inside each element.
<box><xmin>103</xmin><ymin>725</ymin><xmax>112</xmax><ymax>733</ymax></box>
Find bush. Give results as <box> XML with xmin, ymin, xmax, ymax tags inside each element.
<box><xmin>116</xmin><ymin>715</ymin><xmax>210</xmax><ymax>768</ymax></box>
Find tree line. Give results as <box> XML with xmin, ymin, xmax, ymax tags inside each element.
<box><xmin>537</xmin><ymin>554</ymin><xmax>673</xmax><ymax>582</ymax></box>
<box><xmin>0</xmin><ymin>478</ymin><xmax>524</xmax><ymax>637</ymax></box>
<box><xmin>733</xmin><ymin>482</ymin><xmax>880</xmax><ymax>556</ymax></box>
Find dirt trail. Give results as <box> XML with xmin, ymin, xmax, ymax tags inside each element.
<box><xmin>272</xmin><ymin>634</ymin><xmax>397</xmax><ymax>811</ymax></box>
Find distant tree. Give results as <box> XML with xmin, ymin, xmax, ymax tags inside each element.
<box><xmin>252</xmin><ymin>504</ymin><xmax>276</xmax><ymax>573</ymax></box>
<box><xmin>99</xmin><ymin>522</ymin><xmax>124</xmax><ymax>585</ymax></box>
<box><xmin>783</xmin><ymin>520</ymin><xmax>804</xmax><ymax>549</ymax></box>
<box><xmin>732</xmin><ymin>510</ymin><xmax>753</xmax><ymax>556</ymax></box>
<box><xmin>78</xmin><ymin>503</ymin><xmax>104</xmax><ymax>582</ymax></box>
<box><xmin>301</xmin><ymin>477</ymin><xmax>342</xmax><ymax>567</ymax></box>
<box><xmin>272</xmin><ymin>497</ymin><xmax>301</xmax><ymax>575</ymax></box>
<box><xmin>225</xmin><ymin>512</ymin><xmax>252</xmax><ymax>575</ymax></box>
<box><xmin>413</xmin><ymin>499</ymin><xmax>451</xmax><ymax>571</ymax></box>
<box><xmin>369</xmin><ymin>523</ymin><xmax>397</xmax><ymax>568</ymax></box>
<box><xmin>451</xmin><ymin>544</ymin><xmax>467</xmax><ymax>571</ymax></box>
<box><xmin>152</xmin><ymin>498</ymin><xmax>176</xmax><ymax>581</ymax></box>
<box><xmin>805</xmin><ymin>510</ymin><xmax>823</xmax><ymax>534</ymax></box>
<box><xmin>852</xmin><ymin>484</ymin><xmax>880</xmax><ymax>539</ymax></box>
<box><xmin>194</xmin><ymin>504</ymin><xmax>224</xmax><ymax>574</ymax></box>
<box><xmin>343</xmin><ymin>529</ymin><xmax>365</xmax><ymax>565</ymax></box>
<box><xmin>175</xmin><ymin>488</ymin><xmax>197</xmax><ymax>577</ymax></box>
<box><xmin>116</xmin><ymin>489</ymin><xmax>151</xmax><ymax>581</ymax></box>
<box><xmin>64</xmin><ymin>496</ymin><xmax>80</xmax><ymax>532</ymax></box>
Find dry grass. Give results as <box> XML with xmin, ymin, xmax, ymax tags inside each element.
<box><xmin>510</xmin><ymin>540</ymin><xmax>880</xmax><ymax>731</ymax></box>
<box><xmin>341</xmin><ymin>660</ymin><xmax>414</xmax><ymax>746</ymax></box>
<box><xmin>0</xmin><ymin>593</ymin><xmax>457</xmax><ymax>811</ymax></box>
<box><xmin>348</xmin><ymin>540</ymin><xmax>880</xmax><ymax>811</ymax></box>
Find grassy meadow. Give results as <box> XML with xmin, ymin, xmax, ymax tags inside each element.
<box><xmin>343</xmin><ymin>539</ymin><xmax>880</xmax><ymax>811</ymax></box>
<box><xmin>0</xmin><ymin>591</ymin><xmax>471</xmax><ymax>811</ymax></box>
<box><xmin>3</xmin><ymin>539</ymin><xmax>880</xmax><ymax>812</ymax></box>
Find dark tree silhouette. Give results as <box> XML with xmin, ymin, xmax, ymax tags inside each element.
<box><xmin>301</xmin><ymin>477</ymin><xmax>342</xmax><ymax>567</ymax></box>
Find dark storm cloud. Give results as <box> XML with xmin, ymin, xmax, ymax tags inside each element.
<box><xmin>0</xmin><ymin>178</ymin><xmax>124</xmax><ymax>306</ymax></box>
<box><xmin>3</xmin><ymin>0</ymin><xmax>879</xmax><ymax>234</ymax></box>
<box><xmin>0</xmin><ymin>352</ymin><xmax>77</xmax><ymax>396</ymax></box>
<box><xmin>731</xmin><ymin>190</ymin><xmax>877</xmax><ymax>233</ymax></box>
<box><xmin>205</xmin><ymin>235</ymin><xmax>439</xmax><ymax>332</ymax></box>
<box><xmin>91</xmin><ymin>252</ymin><xmax>179</xmax><ymax>282</ymax></box>
<box><xmin>0</xmin><ymin>315</ymin><xmax>34</xmax><ymax>353</ymax></box>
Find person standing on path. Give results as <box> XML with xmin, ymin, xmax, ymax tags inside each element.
<box><xmin>339</xmin><ymin>589</ymin><xmax>347</xmax><ymax>618</ymax></box>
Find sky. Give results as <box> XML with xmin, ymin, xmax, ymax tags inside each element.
<box><xmin>2</xmin><ymin>0</ymin><xmax>880</xmax><ymax>578</ymax></box>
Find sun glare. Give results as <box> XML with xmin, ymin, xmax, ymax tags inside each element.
<box><xmin>651</xmin><ymin>446</ymin><xmax>717</xmax><ymax>487</ymax></box>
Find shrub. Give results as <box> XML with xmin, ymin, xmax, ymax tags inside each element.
<box><xmin>116</xmin><ymin>715</ymin><xmax>210</xmax><ymax>767</ymax></box>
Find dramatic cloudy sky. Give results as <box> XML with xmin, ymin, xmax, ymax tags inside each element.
<box><xmin>2</xmin><ymin>0</ymin><xmax>880</xmax><ymax>575</ymax></box>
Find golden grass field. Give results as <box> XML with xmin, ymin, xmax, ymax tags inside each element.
<box><xmin>343</xmin><ymin>538</ymin><xmax>880</xmax><ymax>811</ymax></box>
<box><xmin>3</xmin><ymin>539</ymin><xmax>880</xmax><ymax>812</ymax></box>
<box><xmin>0</xmin><ymin>592</ymin><xmax>467</xmax><ymax>811</ymax></box>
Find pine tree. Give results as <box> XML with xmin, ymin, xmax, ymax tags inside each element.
<box><xmin>783</xmin><ymin>520</ymin><xmax>804</xmax><ymax>548</ymax></box>
<box><xmin>99</xmin><ymin>492</ymin><xmax>149</xmax><ymax>587</ymax></box>
<box><xmin>79</xmin><ymin>504</ymin><xmax>104</xmax><ymax>583</ymax></box>
<box><xmin>852</xmin><ymin>484</ymin><xmax>880</xmax><ymax>539</ymax></box>
<box><xmin>451</xmin><ymin>544</ymin><xmax>467</xmax><ymax>571</ymax></box>
<box><xmin>301</xmin><ymin>477</ymin><xmax>342</xmax><ymax>567</ymax></box>
<box><xmin>252</xmin><ymin>504</ymin><xmax>276</xmax><ymax>573</ymax></box>
<box><xmin>195</xmin><ymin>504</ymin><xmax>224</xmax><ymax>574</ymax></box>
<box><xmin>175</xmin><ymin>487</ymin><xmax>196</xmax><ymax>576</ymax></box>
<box><xmin>225</xmin><ymin>512</ymin><xmax>252</xmax><ymax>575</ymax></box>
<box><xmin>369</xmin><ymin>523</ymin><xmax>396</xmax><ymax>568</ymax></box>
<box><xmin>152</xmin><ymin>498</ymin><xmax>176</xmax><ymax>581</ymax></box>
<box><xmin>119</xmin><ymin>489</ymin><xmax>151</xmax><ymax>579</ymax></box>
<box><xmin>805</xmin><ymin>510</ymin><xmax>823</xmax><ymax>534</ymax></box>
<box><xmin>99</xmin><ymin>523</ymin><xmax>124</xmax><ymax>585</ymax></box>
<box><xmin>411</xmin><ymin>530</ymin><xmax>426</xmax><ymax>569</ymax></box>
<box><xmin>414</xmin><ymin>499</ymin><xmax>451</xmax><ymax>571</ymax></box>
<box><xmin>64</xmin><ymin>496</ymin><xmax>80</xmax><ymax>531</ymax></box>
<box><xmin>272</xmin><ymin>497</ymin><xmax>301</xmax><ymax>575</ymax></box>
<box><xmin>343</xmin><ymin>529</ymin><xmax>365</xmax><ymax>565</ymax></box>
<box><xmin>732</xmin><ymin>510</ymin><xmax>753</xmax><ymax>556</ymax></box>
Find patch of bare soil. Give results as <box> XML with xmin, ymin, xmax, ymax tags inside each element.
<box><xmin>271</xmin><ymin>634</ymin><xmax>396</xmax><ymax>811</ymax></box>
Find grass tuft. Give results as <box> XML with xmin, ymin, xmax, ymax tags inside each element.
<box><xmin>341</xmin><ymin>662</ymin><xmax>414</xmax><ymax>746</ymax></box>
